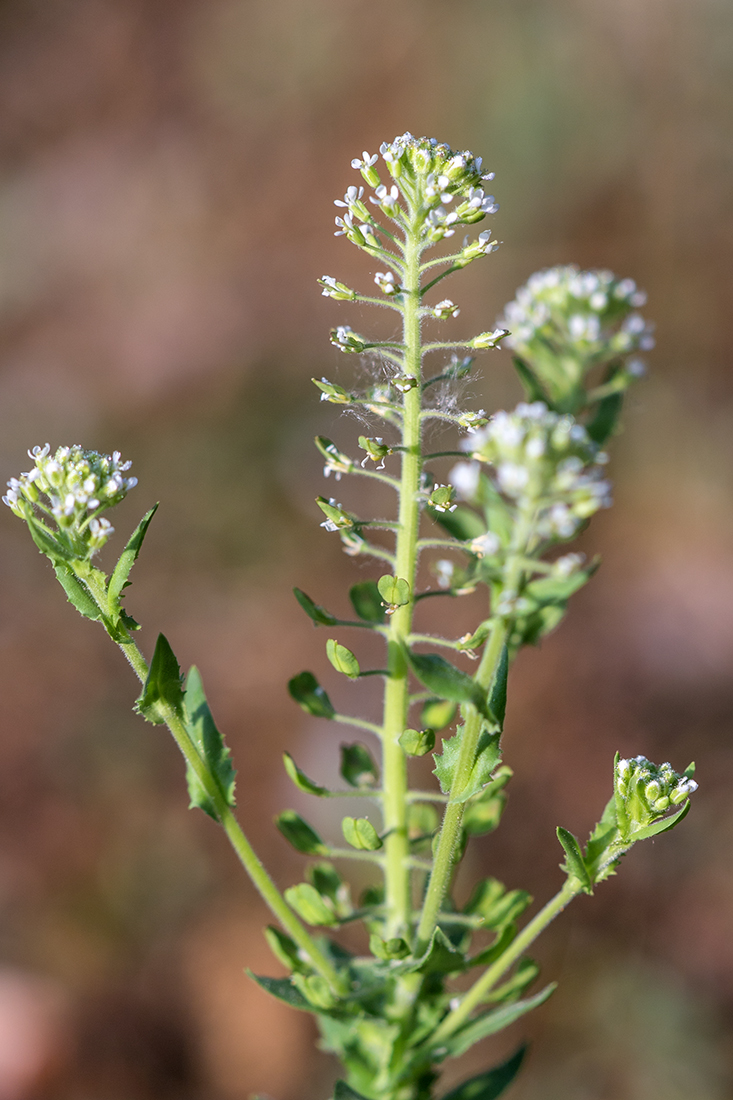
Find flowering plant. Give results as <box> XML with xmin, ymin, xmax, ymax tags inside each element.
<box><xmin>5</xmin><ymin>134</ymin><xmax>696</xmax><ymax>1100</ymax></box>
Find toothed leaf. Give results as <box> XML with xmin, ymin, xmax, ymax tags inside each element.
<box><xmin>183</xmin><ymin>666</ymin><xmax>236</xmax><ymax>820</ymax></box>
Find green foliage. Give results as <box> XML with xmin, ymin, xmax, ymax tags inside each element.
<box><xmin>294</xmin><ymin>587</ymin><xmax>338</xmax><ymax>626</ymax></box>
<box><xmin>340</xmin><ymin>743</ymin><xmax>380</xmax><ymax>787</ymax></box>
<box><xmin>184</xmin><ymin>666</ymin><xmax>237</xmax><ymax>821</ymax></box>
<box><xmin>277</xmin><ymin>811</ymin><xmax>328</xmax><ymax>855</ymax></box>
<box><xmin>349</xmin><ymin>580</ymin><xmax>387</xmax><ymax>623</ymax></box>
<box><xmin>288</xmin><ymin>671</ymin><xmax>335</xmax><ymax>718</ymax></box>
<box><xmin>439</xmin><ymin>1045</ymin><xmax>526</xmax><ymax>1100</ymax></box>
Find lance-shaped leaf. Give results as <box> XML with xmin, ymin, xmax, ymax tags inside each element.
<box><xmin>184</xmin><ymin>666</ymin><xmax>236</xmax><ymax>820</ymax></box>
<box><xmin>54</xmin><ymin>565</ymin><xmax>103</xmax><ymax>622</ymax></box>
<box><xmin>107</xmin><ymin>505</ymin><xmax>158</xmax><ymax>611</ymax></box>
<box><xmin>349</xmin><ymin>580</ymin><xmax>386</xmax><ymax>623</ymax></box>
<box><xmin>428</xmin><ymin>504</ymin><xmax>486</xmax><ymax>542</ymax></box>
<box><xmin>276</xmin><ymin>810</ymin><xmax>327</xmax><ymax>855</ymax></box>
<box><xmin>340</xmin><ymin>743</ymin><xmax>379</xmax><ymax>787</ymax></box>
<box><xmin>586</xmin><ymin>389</ymin><xmax>623</xmax><ymax>445</ymax></box>
<box><xmin>483</xmin><ymin>959</ymin><xmax>540</xmax><ymax>1005</ymax></box>
<box><xmin>342</xmin><ymin>816</ymin><xmax>382</xmax><ymax>850</ymax></box>
<box><xmin>284</xmin><ymin>882</ymin><xmax>339</xmax><ymax>927</ymax></box>
<box><xmin>405</xmin><ymin>927</ymin><xmax>466</xmax><ymax>976</ymax></box>
<box><xmin>327</xmin><ymin>639</ymin><xmax>360</xmax><ymax>678</ymax></box>
<box><xmin>247</xmin><ymin>972</ymin><xmax>313</xmax><ymax>1011</ymax></box>
<box><xmin>557</xmin><ymin>826</ymin><xmax>592</xmax><ymax>893</ymax></box>
<box><xmin>439</xmin><ymin>1044</ymin><xmax>527</xmax><ymax>1100</ymax></box>
<box><xmin>629</xmin><ymin>798</ymin><xmax>691</xmax><ymax>842</ymax></box>
<box><xmin>488</xmin><ymin>644</ymin><xmax>508</xmax><ymax>731</ymax></box>
<box><xmin>26</xmin><ymin>515</ymin><xmax>74</xmax><ymax>564</ymax></box>
<box><xmin>407</xmin><ymin>650</ymin><xmax>489</xmax><ymax>717</ymax></box>
<box><xmin>293</xmin><ymin>587</ymin><xmax>338</xmax><ymax>626</ymax></box>
<box><xmin>137</xmin><ymin>633</ymin><xmax>185</xmax><ymax>725</ymax></box>
<box><xmin>464</xmin><ymin>878</ymin><xmax>532</xmax><ymax>933</ymax></box>
<box><xmin>441</xmin><ymin>984</ymin><xmax>556</xmax><ymax>1060</ymax></box>
<box><xmin>283</xmin><ymin>752</ymin><xmax>329</xmax><ymax>797</ymax></box>
<box><xmin>288</xmin><ymin>671</ymin><xmax>335</xmax><ymax>719</ymax></box>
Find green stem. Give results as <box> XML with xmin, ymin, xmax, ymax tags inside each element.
<box><xmin>414</xmin><ymin>504</ymin><xmax>537</xmax><ymax>953</ymax></box>
<box><xmin>429</xmin><ymin>878</ymin><xmax>580</xmax><ymax>1045</ymax></box>
<box><xmin>381</xmin><ymin>209</ymin><xmax>423</xmax><ymax>941</ymax></box>
<box><xmin>74</xmin><ymin>566</ymin><xmax>347</xmax><ymax>995</ymax></box>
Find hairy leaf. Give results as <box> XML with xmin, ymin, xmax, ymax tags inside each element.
<box><xmin>557</xmin><ymin>826</ymin><xmax>592</xmax><ymax>892</ymax></box>
<box><xmin>443</xmin><ymin>985</ymin><xmax>555</xmax><ymax>1059</ymax></box>
<box><xmin>408</xmin><ymin>651</ymin><xmax>488</xmax><ymax>717</ymax></box>
<box><xmin>184</xmin><ymin>666</ymin><xmax>236</xmax><ymax>820</ymax></box>
<box><xmin>54</xmin><ymin>565</ymin><xmax>103</xmax><ymax>622</ymax></box>
<box><xmin>434</xmin><ymin>727</ymin><xmax>501</xmax><ymax>801</ymax></box>
<box><xmin>107</xmin><ymin>505</ymin><xmax>158</xmax><ymax>610</ymax></box>
<box><xmin>137</xmin><ymin>633</ymin><xmax>185</xmax><ymax>725</ymax></box>
<box><xmin>247</xmin><ymin>971</ymin><xmax>313</xmax><ymax>1011</ymax></box>
<box><xmin>630</xmin><ymin>799</ymin><xmax>691</xmax><ymax>842</ymax></box>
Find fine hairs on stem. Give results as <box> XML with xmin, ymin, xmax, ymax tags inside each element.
<box><xmin>4</xmin><ymin>134</ymin><xmax>695</xmax><ymax>1100</ymax></box>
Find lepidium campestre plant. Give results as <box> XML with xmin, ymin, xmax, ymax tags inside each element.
<box><xmin>4</xmin><ymin>134</ymin><xmax>696</xmax><ymax>1100</ymax></box>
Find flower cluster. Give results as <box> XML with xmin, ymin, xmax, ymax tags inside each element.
<box><xmin>3</xmin><ymin>445</ymin><xmax>137</xmax><ymax>554</ymax></box>
<box><xmin>461</xmin><ymin>402</ymin><xmax>612</xmax><ymax>540</ymax></box>
<box><xmin>616</xmin><ymin>755</ymin><xmax>698</xmax><ymax>829</ymax></box>
<box><xmin>500</xmin><ymin>266</ymin><xmax>653</xmax><ymax>407</ymax></box>
<box><xmin>344</xmin><ymin>133</ymin><xmax>500</xmax><ymax>247</ymax></box>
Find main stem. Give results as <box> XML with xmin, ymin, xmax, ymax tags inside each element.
<box><xmin>382</xmin><ymin>215</ymin><xmax>423</xmax><ymax>941</ymax></box>
<box><xmin>75</xmin><ymin>566</ymin><xmax>346</xmax><ymax>995</ymax></box>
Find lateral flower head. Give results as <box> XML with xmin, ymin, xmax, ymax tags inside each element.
<box><xmin>615</xmin><ymin>755</ymin><xmax>697</xmax><ymax>840</ymax></box>
<box><xmin>466</xmin><ymin>402</ymin><xmax>611</xmax><ymax>540</ymax></box>
<box><xmin>4</xmin><ymin>445</ymin><xmax>137</xmax><ymax>559</ymax></box>
<box><xmin>500</xmin><ymin>266</ymin><xmax>653</xmax><ymax>410</ymax></box>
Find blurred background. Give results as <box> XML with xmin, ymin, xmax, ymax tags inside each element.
<box><xmin>0</xmin><ymin>0</ymin><xmax>731</xmax><ymax>1097</ymax></box>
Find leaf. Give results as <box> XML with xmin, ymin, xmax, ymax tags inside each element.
<box><xmin>524</xmin><ymin>572</ymin><xmax>594</xmax><ymax>604</ymax></box>
<box><xmin>288</xmin><ymin>671</ymin><xmax>335</xmax><ymax>719</ymax></box>
<box><xmin>584</xmin><ymin>795</ymin><xmax>619</xmax><ymax>875</ymax></box>
<box><xmin>340</xmin><ymin>743</ymin><xmax>379</xmax><ymax>788</ymax></box>
<box><xmin>284</xmin><ymin>882</ymin><xmax>338</xmax><ymax>927</ymax></box>
<box><xmin>463</xmin><ymin>793</ymin><xmax>506</xmax><ymax>836</ymax></box>
<box><xmin>464</xmin><ymin>879</ymin><xmax>532</xmax><ymax>932</ymax></box>
<box><xmin>407</xmin><ymin>651</ymin><xmax>488</xmax><ymax>717</ymax></box>
<box><xmin>512</xmin><ymin>355</ymin><xmax>552</xmax><ymax>406</ymax></box>
<box><xmin>293</xmin><ymin>587</ymin><xmax>338</xmax><ymax>626</ymax></box>
<box><xmin>334</xmin><ymin>1083</ymin><xmax>372</xmax><ymax>1100</ymax></box>
<box><xmin>407</xmin><ymin>927</ymin><xmax>466</xmax><ymax>976</ymax></box>
<box><xmin>377</xmin><ymin>574</ymin><xmax>411</xmax><ymax>607</ymax></box>
<box><xmin>484</xmin><ymin>959</ymin><xmax>540</xmax><ymax>1005</ymax></box>
<box><xmin>291</xmin><ymin>972</ymin><xmax>339</xmax><ymax>1011</ymax></box>
<box><xmin>283</xmin><ymin>752</ymin><xmax>329</xmax><ymax>797</ymax></box>
<box><xmin>369</xmin><ymin>934</ymin><xmax>410</xmax><ymax>960</ymax></box>
<box><xmin>586</xmin><ymin>391</ymin><xmax>623</xmax><ymax>445</ymax></box>
<box><xmin>327</xmin><ymin>639</ymin><xmax>360</xmax><ymax>678</ymax></box>
<box><xmin>630</xmin><ymin>799</ymin><xmax>691</xmax><ymax>842</ymax></box>
<box><xmin>137</xmin><ymin>633</ymin><xmax>185</xmax><ymax>725</ymax></box>
<box><xmin>184</xmin><ymin>666</ymin><xmax>236</xmax><ymax>820</ymax></box>
<box><xmin>349</xmin><ymin>580</ymin><xmax>386</xmax><ymax>623</ymax></box>
<box><xmin>434</xmin><ymin>727</ymin><xmax>502</xmax><ymax>802</ymax></box>
<box><xmin>443</xmin><ymin>985</ymin><xmax>556</xmax><ymax>1059</ymax></box>
<box><xmin>247</xmin><ymin>971</ymin><xmax>313</xmax><ymax>1011</ymax></box>
<box><xmin>428</xmin><ymin>504</ymin><xmax>486</xmax><ymax>541</ymax></box>
<box><xmin>307</xmin><ymin>862</ymin><xmax>346</xmax><ymax>908</ymax></box>
<box><xmin>276</xmin><ymin>810</ymin><xmax>327</xmax><ymax>855</ymax></box>
<box><xmin>420</xmin><ymin>698</ymin><xmax>457</xmax><ymax>731</ymax></box>
<box><xmin>488</xmin><ymin>644</ymin><xmax>508</xmax><ymax>731</ymax></box>
<box><xmin>439</xmin><ymin>1044</ymin><xmax>527</xmax><ymax>1100</ymax></box>
<box><xmin>264</xmin><ymin>926</ymin><xmax>303</xmax><ymax>972</ymax></box>
<box><xmin>107</xmin><ymin>505</ymin><xmax>158</xmax><ymax>610</ymax></box>
<box><xmin>399</xmin><ymin>728</ymin><xmax>436</xmax><ymax>757</ymax></box>
<box><xmin>54</xmin><ymin>565</ymin><xmax>103</xmax><ymax>622</ymax></box>
<box><xmin>26</xmin><ymin>516</ymin><xmax>74</xmax><ymax>563</ymax></box>
<box><xmin>342</xmin><ymin>816</ymin><xmax>382</xmax><ymax>850</ymax></box>
<box><xmin>557</xmin><ymin>826</ymin><xmax>592</xmax><ymax>892</ymax></box>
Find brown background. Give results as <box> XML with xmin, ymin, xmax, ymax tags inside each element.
<box><xmin>0</xmin><ymin>1</ymin><xmax>731</xmax><ymax>1098</ymax></box>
